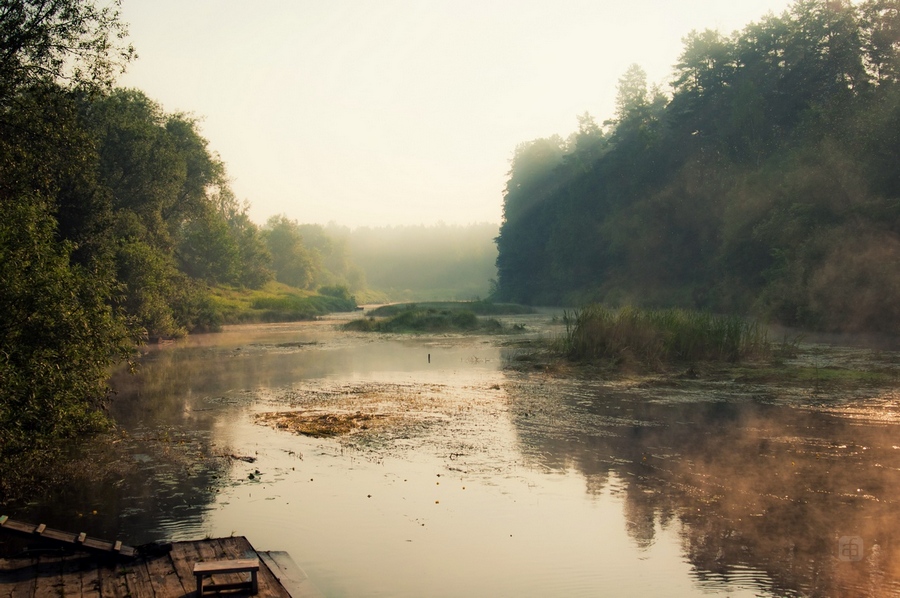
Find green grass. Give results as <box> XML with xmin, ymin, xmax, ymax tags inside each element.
<box><xmin>367</xmin><ymin>300</ymin><xmax>534</xmax><ymax>317</ymax></box>
<box><xmin>344</xmin><ymin>305</ymin><xmax>510</xmax><ymax>334</ymax></box>
<box><xmin>558</xmin><ymin>304</ymin><xmax>770</xmax><ymax>365</ymax></box>
<box><xmin>209</xmin><ymin>282</ymin><xmax>358</xmax><ymax>324</ymax></box>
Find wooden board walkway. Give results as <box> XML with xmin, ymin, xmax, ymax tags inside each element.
<box><xmin>0</xmin><ymin>516</ymin><xmax>136</xmax><ymax>559</ymax></box>
<box><xmin>0</xmin><ymin>536</ymin><xmax>323</xmax><ymax>598</ymax></box>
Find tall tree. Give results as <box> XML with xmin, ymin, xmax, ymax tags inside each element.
<box><xmin>614</xmin><ymin>64</ymin><xmax>649</xmax><ymax>122</ymax></box>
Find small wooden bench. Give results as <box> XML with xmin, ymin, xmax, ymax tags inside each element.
<box><xmin>193</xmin><ymin>558</ymin><xmax>260</xmax><ymax>596</ymax></box>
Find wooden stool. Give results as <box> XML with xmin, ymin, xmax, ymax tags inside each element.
<box><xmin>193</xmin><ymin>558</ymin><xmax>260</xmax><ymax>595</ymax></box>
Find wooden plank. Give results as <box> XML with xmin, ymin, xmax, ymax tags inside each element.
<box><xmin>79</xmin><ymin>562</ymin><xmax>101</xmax><ymax>598</ymax></box>
<box><xmin>258</xmin><ymin>552</ymin><xmax>324</xmax><ymax>598</ymax></box>
<box><xmin>0</xmin><ymin>515</ymin><xmax>7</xmax><ymax>526</ymax></box>
<box><xmin>0</xmin><ymin>518</ymin><xmax>135</xmax><ymax>559</ymax></box>
<box><xmin>214</xmin><ymin>537</ymin><xmax>253</xmax><ymax>560</ymax></box>
<box><xmin>121</xmin><ymin>560</ymin><xmax>156</xmax><ymax>598</ymax></box>
<box><xmin>0</xmin><ymin>521</ymin><xmax>34</xmax><ymax>534</ymax></box>
<box><xmin>144</xmin><ymin>551</ymin><xmax>187</xmax><ymax>598</ymax></box>
<box><xmin>98</xmin><ymin>564</ymin><xmax>129</xmax><ymax>598</ymax></box>
<box><xmin>167</xmin><ymin>541</ymin><xmax>202</xmax><ymax>593</ymax></box>
<box><xmin>0</xmin><ymin>558</ymin><xmax>39</xmax><ymax>598</ymax></box>
<box><xmin>81</xmin><ymin>539</ymin><xmax>113</xmax><ymax>553</ymax></box>
<box><xmin>9</xmin><ymin>572</ymin><xmax>38</xmax><ymax>598</ymax></box>
<box><xmin>40</xmin><ymin>529</ymin><xmax>77</xmax><ymax>544</ymax></box>
<box><xmin>59</xmin><ymin>555</ymin><xmax>86</xmax><ymax>598</ymax></box>
<box><xmin>32</xmin><ymin>555</ymin><xmax>62</xmax><ymax>598</ymax></box>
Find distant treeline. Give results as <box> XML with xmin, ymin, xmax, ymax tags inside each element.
<box><xmin>495</xmin><ymin>0</ymin><xmax>900</xmax><ymax>335</ymax></box>
<box><xmin>256</xmin><ymin>220</ymin><xmax>498</xmax><ymax>302</ymax></box>
<box><xmin>338</xmin><ymin>223</ymin><xmax>498</xmax><ymax>301</ymax></box>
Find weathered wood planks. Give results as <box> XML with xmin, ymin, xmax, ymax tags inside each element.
<box><xmin>0</xmin><ymin>537</ymin><xmax>302</xmax><ymax>598</ymax></box>
<box><xmin>258</xmin><ymin>552</ymin><xmax>324</xmax><ymax>598</ymax></box>
<box><xmin>0</xmin><ymin>517</ymin><xmax>135</xmax><ymax>559</ymax></box>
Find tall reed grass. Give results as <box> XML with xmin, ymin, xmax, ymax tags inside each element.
<box><xmin>559</xmin><ymin>305</ymin><xmax>769</xmax><ymax>364</ymax></box>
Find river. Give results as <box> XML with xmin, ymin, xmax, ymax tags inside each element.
<box><xmin>7</xmin><ymin>312</ymin><xmax>900</xmax><ymax>597</ymax></box>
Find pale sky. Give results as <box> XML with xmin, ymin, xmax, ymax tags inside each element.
<box><xmin>118</xmin><ymin>0</ymin><xmax>797</xmax><ymax>228</ymax></box>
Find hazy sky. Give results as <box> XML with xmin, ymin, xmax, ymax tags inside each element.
<box><xmin>118</xmin><ymin>0</ymin><xmax>796</xmax><ymax>228</ymax></box>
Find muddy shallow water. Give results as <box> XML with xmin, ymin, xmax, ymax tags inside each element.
<box><xmin>7</xmin><ymin>313</ymin><xmax>900</xmax><ymax>597</ymax></box>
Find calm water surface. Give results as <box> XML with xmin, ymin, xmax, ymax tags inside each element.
<box><xmin>8</xmin><ymin>314</ymin><xmax>900</xmax><ymax>597</ymax></box>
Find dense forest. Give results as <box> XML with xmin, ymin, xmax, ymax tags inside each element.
<box><xmin>495</xmin><ymin>0</ymin><xmax>900</xmax><ymax>335</ymax></box>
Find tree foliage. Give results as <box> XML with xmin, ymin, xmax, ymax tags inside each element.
<box><xmin>494</xmin><ymin>0</ymin><xmax>900</xmax><ymax>334</ymax></box>
<box><xmin>0</xmin><ymin>0</ymin><xmax>134</xmax><ymax>103</ymax></box>
<box><xmin>0</xmin><ymin>0</ymin><xmax>135</xmax><ymax>479</ymax></box>
<box><xmin>0</xmin><ymin>1</ymin><xmax>280</xmax><ymax>475</ymax></box>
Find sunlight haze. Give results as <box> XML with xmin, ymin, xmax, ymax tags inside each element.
<box><xmin>119</xmin><ymin>0</ymin><xmax>796</xmax><ymax>228</ymax></box>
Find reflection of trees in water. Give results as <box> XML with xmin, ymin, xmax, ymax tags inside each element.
<box><xmin>5</xmin><ymin>431</ymin><xmax>228</xmax><ymax>550</ymax></box>
<box><xmin>508</xmin><ymin>378</ymin><xmax>900</xmax><ymax>596</ymax></box>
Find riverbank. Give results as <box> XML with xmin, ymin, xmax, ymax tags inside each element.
<box><xmin>207</xmin><ymin>282</ymin><xmax>358</xmax><ymax>326</ymax></box>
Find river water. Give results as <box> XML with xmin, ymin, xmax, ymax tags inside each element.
<box><xmin>7</xmin><ymin>313</ymin><xmax>900</xmax><ymax>597</ymax></box>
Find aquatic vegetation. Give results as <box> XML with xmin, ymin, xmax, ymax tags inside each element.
<box><xmin>367</xmin><ymin>300</ymin><xmax>534</xmax><ymax>317</ymax></box>
<box><xmin>256</xmin><ymin>410</ymin><xmax>389</xmax><ymax>437</ymax></box>
<box><xmin>558</xmin><ymin>304</ymin><xmax>770</xmax><ymax>365</ymax></box>
<box><xmin>344</xmin><ymin>305</ymin><xmax>508</xmax><ymax>333</ymax></box>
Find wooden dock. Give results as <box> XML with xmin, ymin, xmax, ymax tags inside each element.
<box><xmin>0</xmin><ymin>536</ymin><xmax>323</xmax><ymax>598</ymax></box>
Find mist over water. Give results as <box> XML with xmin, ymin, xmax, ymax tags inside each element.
<box><xmin>8</xmin><ymin>314</ymin><xmax>900</xmax><ymax>597</ymax></box>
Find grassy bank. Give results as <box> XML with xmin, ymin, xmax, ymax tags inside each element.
<box><xmin>367</xmin><ymin>301</ymin><xmax>534</xmax><ymax>317</ymax></box>
<box><xmin>558</xmin><ymin>305</ymin><xmax>770</xmax><ymax>366</ymax></box>
<box><xmin>344</xmin><ymin>302</ymin><xmax>528</xmax><ymax>334</ymax></box>
<box><xmin>210</xmin><ymin>282</ymin><xmax>358</xmax><ymax>324</ymax></box>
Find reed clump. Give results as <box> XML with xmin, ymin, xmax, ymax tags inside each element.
<box><xmin>559</xmin><ymin>305</ymin><xmax>769</xmax><ymax>365</ymax></box>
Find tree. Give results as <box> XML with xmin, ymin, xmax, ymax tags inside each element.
<box><xmin>565</xmin><ymin>112</ymin><xmax>607</xmax><ymax>170</ymax></box>
<box><xmin>230</xmin><ymin>210</ymin><xmax>273</xmax><ymax>288</ymax></box>
<box><xmin>861</xmin><ymin>0</ymin><xmax>900</xmax><ymax>83</ymax></box>
<box><xmin>0</xmin><ymin>196</ymin><xmax>134</xmax><ymax>447</ymax></box>
<box><xmin>0</xmin><ymin>0</ymin><xmax>134</xmax><ymax>104</ymax></box>
<box><xmin>264</xmin><ymin>215</ymin><xmax>319</xmax><ymax>289</ymax></box>
<box><xmin>614</xmin><ymin>64</ymin><xmax>649</xmax><ymax>123</ymax></box>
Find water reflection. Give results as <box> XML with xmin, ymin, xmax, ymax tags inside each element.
<box><xmin>5</xmin><ymin>317</ymin><xmax>900</xmax><ymax>596</ymax></box>
<box><xmin>507</xmin><ymin>376</ymin><xmax>900</xmax><ymax>596</ymax></box>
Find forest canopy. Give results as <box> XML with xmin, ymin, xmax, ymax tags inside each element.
<box><xmin>494</xmin><ymin>0</ymin><xmax>900</xmax><ymax>335</ymax></box>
